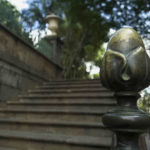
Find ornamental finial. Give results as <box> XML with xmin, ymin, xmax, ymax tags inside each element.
<box><xmin>100</xmin><ymin>27</ymin><xmax>150</xmax><ymax>92</ymax></box>
<box><xmin>101</xmin><ymin>27</ymin><xmax>150</xmax><ymax>150</ymax></box>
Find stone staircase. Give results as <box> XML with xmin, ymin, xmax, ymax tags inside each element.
<box><xmin>0</xmin><ymin>79</ymin><xmax>116</xmax><ymax>150</ymax></box>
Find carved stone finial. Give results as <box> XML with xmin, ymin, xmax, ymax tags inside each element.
<box><xmin>101</xmin><ymin>27</ymin><xmax>150</xmax><ymax>92</ymax></box>
<box><xmin>101</xmin><ymin>27</ymin><xmax>150</xmax><ymax>150</ymax></box>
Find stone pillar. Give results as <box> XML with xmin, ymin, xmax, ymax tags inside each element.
<box><xmin>100</xmin><ymin>27</ymin><xmax>150</xmax><ymax>150</ymax></box>
<box><xmin>44</xmin><ymin>35</ymin><xmax>63</xmax><ymax>66</ymax></box>
<box><xmin>44</xmin><ymin>14</ymin><xmax>63</xmax><ymax>66</ymax></box>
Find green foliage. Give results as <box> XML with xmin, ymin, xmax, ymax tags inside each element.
<box><xmin>138</xmin><ymin>89</ymin><xmax>150</xmax><ymax>113</ymax></box>
<box><xmin>95</xmin><ymin>44</ymin><xmax>106</xmax><ymax>68</ymax></box>
<box><xmin>93</xmin><ymin>74</ymin><xmax>100</xmax><ymax>79</ymax></box>
<box><xmin>89</xmin><ymin>73</ymin><xmax>100</xmax><ymax>79</ymax></box>
<box><xmin>35</xmin><ymin>39</ymin><xmax>53</xmax><ymax>60</ymax></box>
<box><xmin>21</xmin><ymin>0</ymin><xmax>60</xmax><ymax>31</ymax></box>
<box><xmin>0</xmin><ymin>0</ymin><xmax>21</xmax><ymax>34</ymax></box>
<box><xmin>0</xmin><ymin>0</ymin><xmax>32</xmax><ymax>45</ymax></box>
<box><xmin>111</xmin><ymin>0</ymin><xmax>150</xmax><ymax>38</ymax></box>
<box><xmin>21</xmin><ymin>0</ymin><xmax>112</xmax><ymax>79</ymax></box>
<box><xmin>61</xmin><ymin>20</ymin><xmax>89</xmax><ymax>79</ymax></box>
<box><xmin>21</xmin><ymin>0</ymin><xmax>150</xmax><ymax>79</ymax></box>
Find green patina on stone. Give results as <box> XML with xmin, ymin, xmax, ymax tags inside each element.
<box><xmin>100</xmin><ymin>27</ymin><xmax>150</xmax><ymax>92</ymax></box>
<box><xmin>108</xmin><ymin>27</ymin><xmax>145</xmax><ymax>55</ymax></box>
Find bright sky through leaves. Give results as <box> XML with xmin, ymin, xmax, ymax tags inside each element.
<box><xmin>7</xmin><ymin>0</ymin><xmax>101</xmax><ymax>77</ymax></box>
<box><xmin>7</xmin><ymin>0</ymin><xmax>28</xmax><ymax>11</ymax></box>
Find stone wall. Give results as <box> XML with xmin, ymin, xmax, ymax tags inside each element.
<box><xmin>0</xmin><ymin>24</ymin><xmax>62</xmax><ymax>101</ymax></box>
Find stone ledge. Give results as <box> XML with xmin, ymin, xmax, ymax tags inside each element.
<box><xmin>0</xmin><ymin>51</ymin><xmax>49</xmax><ymax>82</ymax></box>
<box><xmin>0</xmin><ymin>23</ymin><xmax>61</xmax><ymax>69</ymax></box>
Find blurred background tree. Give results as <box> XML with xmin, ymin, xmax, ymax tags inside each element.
<box><xmin>138</xmin><ymin>90</ymin><xmax>150</xmax><ymax>113</ymax></box>
<box><xmin>1</xmin><ymin>0</ymin><xmax>150</xmax><ymax>79</ymax></box>
<box><xmin>0</xmin><ymin>0</ymin><xmax>21</xmax><ymax>34</ymax></box>
<box><xmin>111</xmin><ymin>0</ymin><xmax>150</xmax><ymax>38</ymax></box>
<box><xmin>21</xmin><ymin>0</ymin><xmax>113</xmax><ymax>79</ymax></box>
<box><xmin>0</xmin><ymin>0</ymin><xmax>32</xmax><ymax>44</ymax></box>
<box><xmin>21</xmin><ymin>0</ymin><xmax>150</xmax><ymax>79</ymax></box>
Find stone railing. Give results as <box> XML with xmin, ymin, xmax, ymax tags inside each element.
<box><xmin>0</xmin><ymin>23</ymin><xmax>62</xmax><ymax>101</ymax></box>
<box><xmin>101</xmin><ymin>27</ymin><xmax>150</xmax><ymax>150</ymax></box>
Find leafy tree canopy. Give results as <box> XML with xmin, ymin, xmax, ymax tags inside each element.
<box><xmin>111</xmin><ymin>0</ymin><xmax>150</xmax><ymax>38</ymax></box>
<box><xmin>0</xmin><ymin>0</ymin><xmax>32</xmax><ymax>44</ymax></box>
<box><xmin>21</xmin><ymin>0</ymin><xmax>150</xmax><ymax>79</ymax></box>
<box><xmin>0</xmin><ymin>0</ymin><xmax>21</xmax><ymax>34</ymax></box>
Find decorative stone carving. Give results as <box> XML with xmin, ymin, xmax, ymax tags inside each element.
<box><xmin>101</xmin><ymin>27</ymin><xmax>150</xmax><ymax>92</ymax></box>
<box><xmin>100</xmin><ymin>27</ymin><xmax>150</xmax><ymax>150</ymax></box>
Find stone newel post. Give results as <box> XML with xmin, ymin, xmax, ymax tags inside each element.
<box><xmin>100</xmin><ymin>27</ymin><xmax>150</xmax><ymax>150</ymax></box>
<box><xmin>45</xmin><ymin>14</ymin><xmax>63</xmax><ymax>66</ymax></box>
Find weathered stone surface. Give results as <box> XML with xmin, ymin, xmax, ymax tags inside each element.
<box><xmin>0</xmin><ymin>24</ymin><xmax>62</xmax><ymax>101</ymax></box>
<box><xmin>0</xmin><ymin>79</ymin><xmax>115</xmax><ymax>150</ymax></box>
<box><xmin>101</xmin><ymin>27</ymin><xmax>150</xmax><ymax>150</ymax></box>
<box><xmin>101</xmin><ymin>27</ymin><xmax>150</xmax><ymax>92</ymax></box>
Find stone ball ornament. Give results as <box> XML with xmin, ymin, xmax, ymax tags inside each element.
<box><xmin>100</xmin><ymin>27</ymin><xmax>150</xmax><ymax>92</ymax></box>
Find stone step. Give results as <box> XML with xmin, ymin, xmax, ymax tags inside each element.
<box><xmin>6</xmin><ymin>101</ymin><xmax>115</xmax><ymax>111</ymax></box>
<box><xmin>25</xmin><ymin>92</ymin><xmax>114</xmax><ymax>97</ymax></box>
<box><xmin>19</xmin><ymin>97</ymin><xmax>116</xmax><ymax>102</ymax></box>
<box><xmin>18</xmin><ymin>93</ymin><xmax>114</xmax><ymax>100</ymax></box>
<box><xmin>18</xmin><ymin>98</ymin><xmax>116</xmax><ymax>103</ymax></box>
<box><xmin>0</xmin><ymin>79</ymin><xmax>114</xmax><ymax>150</ymax></box>
<box><xmin>43</xmin><ymin>79</ymin><xmax>101</xmax><ymax>85</ymax></box>
<box><xmin>8</xmin><ymin>100</ymin><xmax>116</xmax><ymax>105</ymax></box>
<box><xmin>36</xmin><ymin>86</ymin><xmax>108</xmax><ymax>91</ymax></box>
<box><xmin>43</xmin><ymin>82</ymin><xmax>101</xmax><ymax>86</ymax></box>
<box><xmin>37</xmin><ymin>84</ymin><xmax>103</xmax><ymax>89</ymax></box>
<box><xmin>28</xmin><ymin>88</ymin><xmax>110</xmax><ymax>94</ymax></box>
<box><xmin>6</xmin><ymin>99</ymin><xmax>116</xmax><ymax>106</ymax></box>
<box><xmin>0</xmin><ymin>118</ymin><xmax>113</xmax><ymax>137</ymax></box>
<box><xmin>0</xmin><ymin>108</ymin><xmax>105</xmax><ymax>122</ymax></box>
<box><xmin>0</xmin><ymin>129</ymin><xmax>111</xmax><ymax>150</ymax></box>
